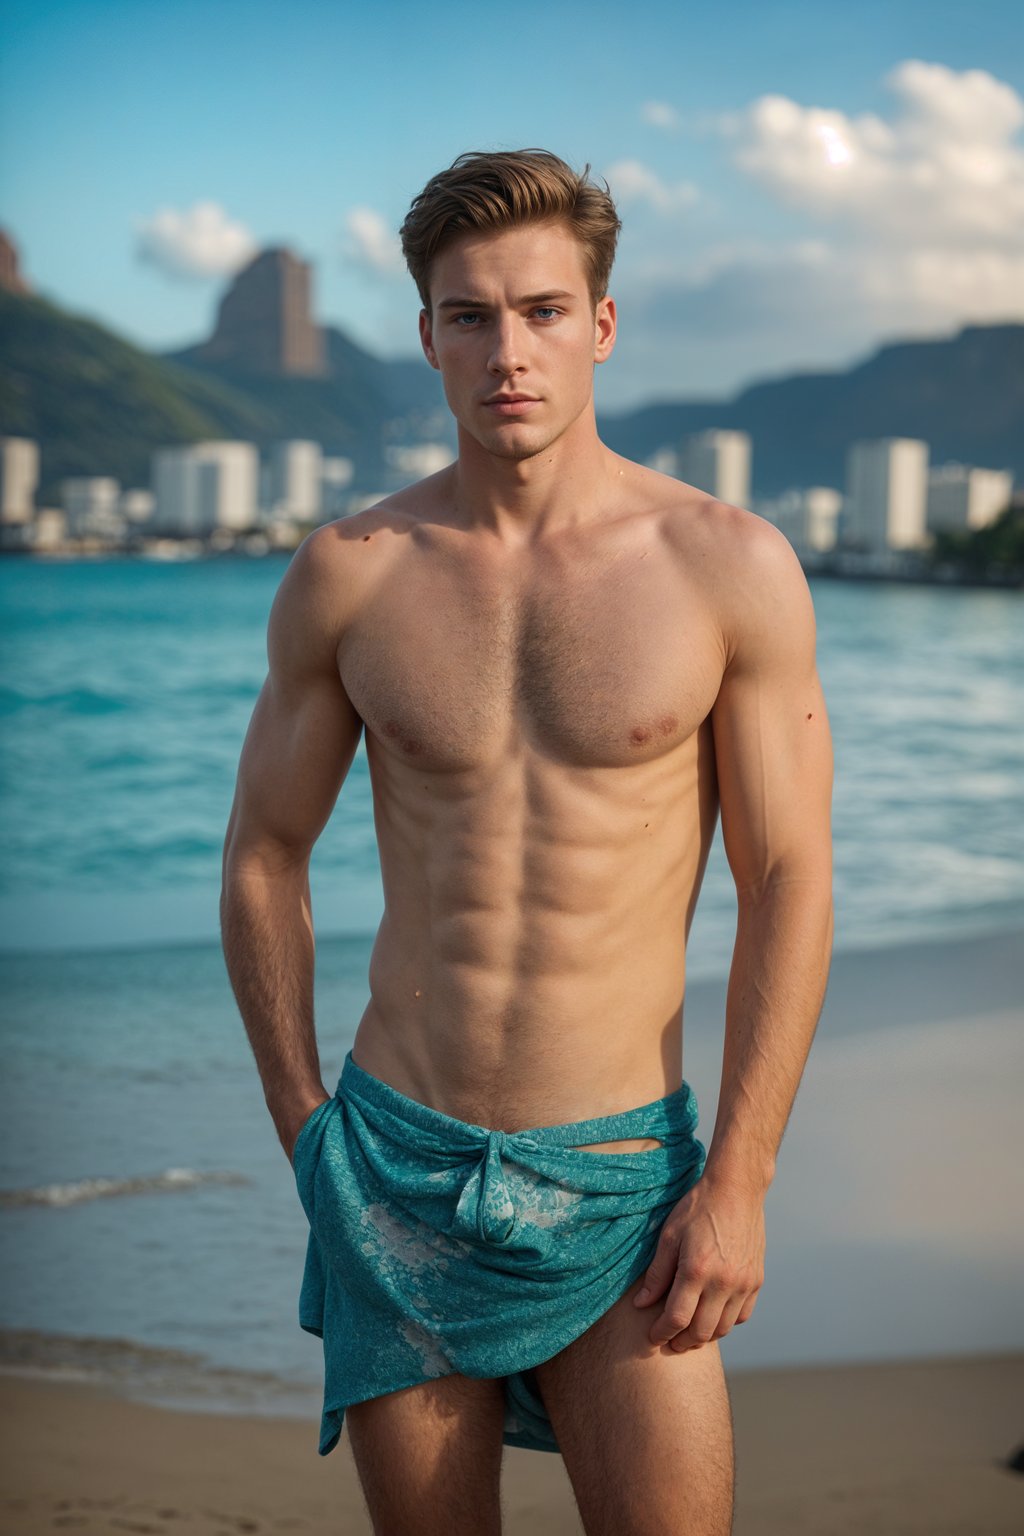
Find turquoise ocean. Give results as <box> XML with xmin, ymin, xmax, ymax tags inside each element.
<box><xmin>1</xmin><ymin>555</ymin><xmax>1021</xmax><ymax>1418</ymax></box>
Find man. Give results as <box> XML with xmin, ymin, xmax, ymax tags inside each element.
<box><xmin>221</xmin><ymin>148</ymin><xmax>834</xmax><ymax>1536</ymax></box>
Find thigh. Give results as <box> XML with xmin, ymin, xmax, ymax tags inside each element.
<box><xmin>532</xmin><ymin>1276</ymin><xmax>735</xmax><ymax>1536</ymax></box>
<box><xmin>344</xmin><ymin>1372</ymin><xmax>506</xmax><ymax>1536</ymax></box>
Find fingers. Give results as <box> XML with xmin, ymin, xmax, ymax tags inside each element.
<box><xmin>656</xmin><ymin>1285</ymin><xmax>762</xmax><ymax>1353</ymax></box>
<box><xmin>646</xmin><ymin>1270</ymin><xmax>705</xmax><ymax>1347</ymax></box>
<box><xmin>668</xmin><ymin>1289</ymin><xmax>749</xmax><ymax>1352</ymax></box>
<box><xmin>633</xmin><ymin>1237</ymin><xmax>680</xmax><ymax>1308</ymax></box>
<box><xmin>735</xmin><ymin>1290</ymin><xmax>759</xmax><ymax>1326</ymax></box>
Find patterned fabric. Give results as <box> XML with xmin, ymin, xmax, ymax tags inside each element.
<box><xmin>292</xmin><ymin>1049</ymin><xmax>706</xmax><ymax>1455</ymax></box>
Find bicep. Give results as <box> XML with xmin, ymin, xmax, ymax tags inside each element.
<box><xmin>710</xmin><ymin>522</ymin><xmax>834</xmax><ymax>899</ymax></box>
<box><xmin>225</xmin><ymin>530</ymin><xmax>364</xmax><ymax>871</ymax></box>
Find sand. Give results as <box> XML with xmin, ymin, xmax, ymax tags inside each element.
<box><xmin>1</xmin><ymin>1351</ymin><xmax>1021</xmax><ymax>1535</ymax></box>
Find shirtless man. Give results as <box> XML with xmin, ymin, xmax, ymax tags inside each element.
<box><xmin>221</xmin><ymin>149</ymin><xmax>834</xmax><ymax>1536</ymax></box>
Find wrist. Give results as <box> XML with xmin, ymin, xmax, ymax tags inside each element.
<box><xmin>267</xmin><ymin>1082</ymin><xmax>330</xmax><ymax>1126</ymax></box>
<box><xmin>701</xmin><ymin>1146</ymin><xmax>776</xmax><ymax>1199</ymax></box>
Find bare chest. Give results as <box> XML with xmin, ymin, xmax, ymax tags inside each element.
<box><xmin>338</xmin><ymin>542</ymin><xmax>724</xmax><ymax>772</ymax></box>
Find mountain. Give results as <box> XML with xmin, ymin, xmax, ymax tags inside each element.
<box><xmin>1</xmin><ymin>272</ymin><xmax>1019</xmax><ymax>508</ymax></box>
<box><xmin>0</xmin><ymin>289</ymin><xmax>277</xmax><ymax>503</ymax></box>
<box><xmin>158</xmin><ymin>240</ymin><xmax>450</xmax><ymax>471</ymax></box>
<box><xmin>0</xmin><ymin>288</ymin><xmax>446</xmax><ymax>505</ymax></box>
<box><xmin>599</xmin><ymin>323</ymin><xmax>1024</xmax><ymax>497</ymax></box>
<box><xmin>162</xmin><ymin>323</ymin><xmax>449</xmax><ymax>476</ymax></box>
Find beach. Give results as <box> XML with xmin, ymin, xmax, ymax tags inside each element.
<box><xmin>2</xmin><ymin>558</ymin><xmax>1023</xmax><ymax>1530</ymax></box>
<box><xmin>1</xmin><ymin>920</ymin><xmax>1022</xmax><ymax>1535</ymax></box>
<box><xmin>2</xmin><ymin>1351</ymin><xmax>1021</xmax><ymax>1534</ymax></box>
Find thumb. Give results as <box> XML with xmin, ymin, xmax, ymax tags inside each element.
<box><xmin>633</xmin><ymin>1235</ymin><xmax>678</xmax><ymax>1307</ymax></box>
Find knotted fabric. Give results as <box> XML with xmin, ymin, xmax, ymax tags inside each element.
<box><xmin>293</xmin><ymin>1049</ymin><xmax>706</xmax><ymax>1455</ymax></box>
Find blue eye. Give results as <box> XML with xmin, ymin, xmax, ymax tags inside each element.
<box><xmin>454</xmin><ymin>313</ymin><xmax>482</xmax><ymax>325</ymax></box>
<box><xmin>534</xmin><ymin>307</ymin><xmax>559</xmax><ymax>320</ymax></box>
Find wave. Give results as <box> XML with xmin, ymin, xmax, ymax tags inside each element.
<box><xmin>0</xmin><ymin>1328</ymin><xmax>320</xmax><ymax>1417</ymax></box>
<box><xmin>0</xmin><ymin>1168</ymin><xmax>248</xmax><ymax>1209</ymax></box>
<box><xmin>0</xmin><ymin>686</ymin><xmax>133</xmax><ymax>715</ymax></box>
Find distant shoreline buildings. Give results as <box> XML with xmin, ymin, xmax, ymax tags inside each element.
<box><xmin>0</xmin><ymin>228</ymin><xmax>1019</xmax><ymax>584</ymax></box>
<box><xmin>0</xmin><ymin>429</ymin><xmax>459</xmax><ymax>557</ymax></box>
<box><xmin>1</xmin><ymin>424</ymin><xmax>1019</xmax><ymax>588</ymax></box>
<box><xmin>647</xmin><ymin>428</ymin><xmax>1018</xmax><ymax>585</ymax></box>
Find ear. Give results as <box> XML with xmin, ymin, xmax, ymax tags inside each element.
<box><xmin>593</xmin><ymin>295</ymin><xmax>617</xmax><ymax>365</ymax></box>
<box><xmin>419</xmin><ymin>308</ymin><xmax>440</xmax><ymax>371</ymax></box>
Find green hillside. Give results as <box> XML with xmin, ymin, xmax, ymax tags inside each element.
<box><xmin>0</xmin><ymin>290</ymin><xmax>446</xmax><ymax>506</ymax></box>
<box><xmin>0</xmin><ymin>289</ymin><xmax>275</xmax><ymax>503</ymax></box>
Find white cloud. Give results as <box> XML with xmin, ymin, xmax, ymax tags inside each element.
<box><xmin>640</xmin><ymin>100</ymin><xmax>681</xmax><ymax>132</ymax></box>
<box><xmin>720</xmin><ymin>59</ymin><xmax>1024</xmax><ymax>247</ymax></box>
<box><xmin>597</xmin><ymin>60</ymin><xmax>1024</xmax><ymax>406</ymax></box>
<box><xmin>135</xmin><ymin>201</ymin><xmax>256</xmax><ymax>281</ymax></box>
<box><xmin>604</xmin><ymin>158</ymin><xmax>699</xmax><ymax>213</ymax></box>
<box><xmin>344</xmin><ymin>206</ymin><xmax>404</xmax><ymax>276</ymax></box>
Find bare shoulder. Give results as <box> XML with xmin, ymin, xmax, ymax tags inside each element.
<box><xmin>650</xmin><ymin>475</ymin><xmax>816</xmax><ymax>670</ymax></box>
<box><xmin>269</xmin><ymin>490</ymin><xmax>425</xmax><ymax>650</ymax></box>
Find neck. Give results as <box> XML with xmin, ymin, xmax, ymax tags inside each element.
<box><xmin>448</xmin><ymin>403</ymin><xmax>617</xmax><ymax>543</ymax></box>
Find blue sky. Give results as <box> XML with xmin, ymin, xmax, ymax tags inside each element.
<box><xmin>2</xmin><ymin>0</ymin><xmax>1022</xmax><ymax>408</ymax></box>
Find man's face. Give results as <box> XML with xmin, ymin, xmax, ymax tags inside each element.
<box><xmin>419</xmin><ymin>219</ymin><xmax>616</xmax><ymax>462</ymax></box>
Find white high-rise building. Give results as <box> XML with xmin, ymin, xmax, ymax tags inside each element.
<box><xmin>678</xmin><ymin>430</ymin><xmax>751</xmax><ymax>509</ymax></box>
<box><xmin>268</xmin><ymin>440</ymin><xmax>323</xmax><ymax>521</ymax></box>
<box><xmin>321</xmin><ymin>455</ymin><xmax>355</xmax><ymax>517</ymax></box>
<box><xmin>759</xmin><ymin>487</ymin><xmax>842</xmax><ymax>555</ymax></box>
<box><xmin>120</xmin><ymin>488</ymin><xmax>156</xmax><ymax>526</ymax></box>
<box><xmin>386</xmin><ymin>443</ymin><xmax>455</xmax><ymax>480</ymax></box>
<box><xmin>62</xmin><ymin>477</ymin><xmax>124</xmax><ymax>539</ymax></box>
<box><xmin>926</xmin><ymin>463</ymin><xmax>1013</xmax><ymax>535</ymax></box>
<box><xmin>843</xmin><ymin>438</ymin><xmax>929</xmax><ymax>553</ymax></box>
<box><xmin>0</xmin><ymin>436</ymin><xmax>39</xmax><ymax>524</ymax></box>
<box><xmin>152</xmin><ymin>442</ymin><xmax>259</xmax><ymax>535</ymax></box>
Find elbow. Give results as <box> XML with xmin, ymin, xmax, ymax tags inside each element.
<box><xmin>221</xmin><ymin>830</ymin><xmax>312</xmax><ymax>890</ymax></box>
<box><xmin>735</xmin><ymin>859</ymin><xmax>834</xmax><ymax>910</ymax></box>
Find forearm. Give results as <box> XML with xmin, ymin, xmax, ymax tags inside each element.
<box><xmin>703</xmin><ymin>875</ymin><xmax>834</xmax><ymax>1196</ymax></box>
<box><xmin>220</xmin><ymin>854</ymin><xmax>327</xmax><ymax>1132</ymax></box>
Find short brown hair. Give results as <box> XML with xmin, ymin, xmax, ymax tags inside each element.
<box><xmin>400</xmin><ymin>148</ymin><xmax>621</xmax><ymax>312</ymax></box>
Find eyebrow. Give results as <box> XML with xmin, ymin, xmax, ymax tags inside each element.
<box><xmin>436</xmin><ymin>290</ymin><xmax>576</xmax><ymax>310</ymax></box>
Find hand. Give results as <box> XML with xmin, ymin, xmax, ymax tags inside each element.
<box><xmin>633</xmin><ymin>1172</ymin><xmax>766</xmax><ymax>1352</ymax></box>
<box><xmin>280</xmin><ymin>1092</ymin><xmax>332</xmax><ymax>1167</ymax></box>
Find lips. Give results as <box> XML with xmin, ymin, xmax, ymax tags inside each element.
<box><xmin>482</xmin><ymin>395</ymin><xmax>541</xmax><ymax>416</ymax></box>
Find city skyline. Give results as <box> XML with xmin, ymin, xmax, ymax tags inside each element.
<box><xmin>2</xmin><ymin>0</ymin><xmax>1023</xmax><ymax>410</ymax></box>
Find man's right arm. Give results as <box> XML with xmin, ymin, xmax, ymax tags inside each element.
<box><xmin>220</xmin><ymin>525</ymin><xmax>364</xmax><ymax>1163</ymax></box>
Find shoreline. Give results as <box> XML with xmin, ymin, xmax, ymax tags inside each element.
<box><xmin>2</xmin><ymin>1350</ymin><xmax>1020</xmax><ymax>1534</ymax></box>
<box><xmin>1</xmin><ymin>896</ymin><xmax>1021</xmax><ymax>971</ymax></box>
<box><xmin>3</xmin><ymin>531</ymin><xmax>1023</xmax><ymax>590</ymax></box>
<box><xmin>2</xmin><ymin>920</ymin><xmax>1021</xmax><ymax>1389</ymax></box>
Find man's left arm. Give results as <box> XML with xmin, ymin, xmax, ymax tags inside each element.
<box><xmin>636</xmin><ymin>513</ymin><xmax>835</xmax><ymax>1351</ymax></box>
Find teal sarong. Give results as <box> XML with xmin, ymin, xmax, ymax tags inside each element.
<box><xmin>292</xmin><ymin>1049</ymin><xmax>706</xmax><ymax>1456</ymax></box>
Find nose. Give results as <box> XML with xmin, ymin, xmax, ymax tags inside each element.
<box><xmin>487</xmin><ymin>314</ymin><xmax>525</xmax><ymax>378</ymax></box>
